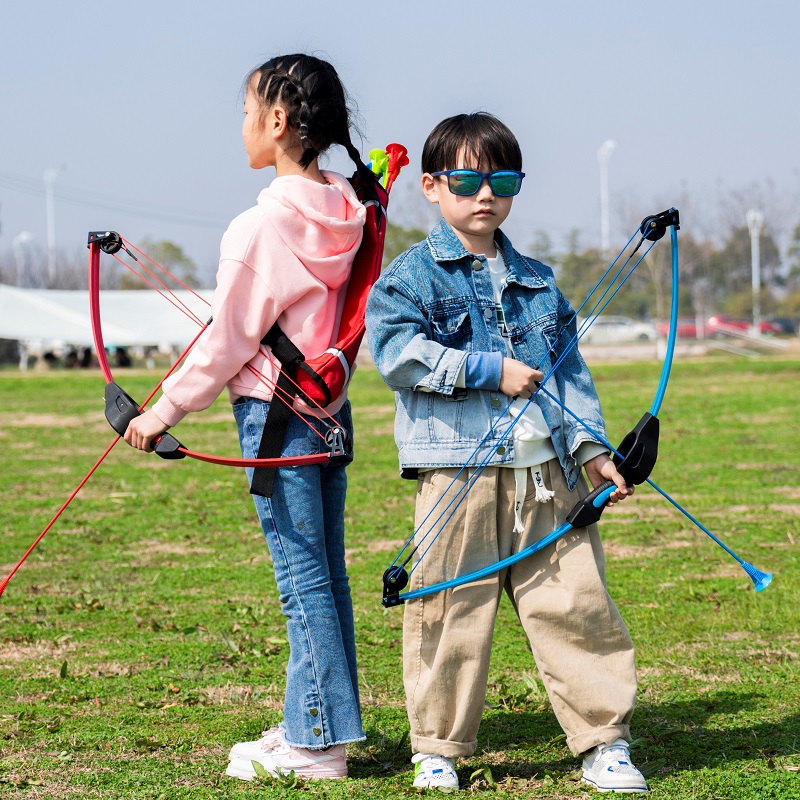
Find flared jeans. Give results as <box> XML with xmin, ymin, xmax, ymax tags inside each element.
<box><xmin>234</xmin><ymin>397</ymin><xmax>364</xmax><ymax>749</ymax></box>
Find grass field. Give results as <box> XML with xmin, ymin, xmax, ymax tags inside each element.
<box><xmin>0</xmin><ymin>356</ymin><xmax>798</xmax><ymax>799</ymax></box>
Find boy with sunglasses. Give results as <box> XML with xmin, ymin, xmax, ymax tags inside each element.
<box><xmin>366</xmin><ymin>113</ymin><xmax>648</xmax><ymax>793</ymax></box>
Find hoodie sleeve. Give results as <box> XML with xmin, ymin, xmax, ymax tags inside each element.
<box><xmin>152</xmin><ymin>212</ymin><xmax>294</xmax><ymax>426</ymax></box>
<box><xmin>153</xmin><ymin>258</ymin><xmax>285</xmax><ymax>426</ymax></box>
<box><xmin>152</xmin><ymin>175</ymin><xmax>364</xmax><ymax>427</ymax></box>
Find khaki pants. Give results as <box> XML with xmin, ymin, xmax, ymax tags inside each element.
<box><xmin>403</xmin><ymin>460</ymin><xmax>637</xmax><ymax>758</ymax></box>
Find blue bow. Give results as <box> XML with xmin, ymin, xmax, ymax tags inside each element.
<box><xmin>382</xmin><ymin>209</ymin><xmax>771</xmax><ymax>607</ymax></box>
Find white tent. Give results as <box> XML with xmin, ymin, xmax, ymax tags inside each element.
<box><xmin>0</xmin><ymin>284</ymin><xmax>214</xmax><ymax>359</ymax></box>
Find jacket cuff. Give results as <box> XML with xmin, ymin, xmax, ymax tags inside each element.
<box><xmin>574</xmin><ymin>441</ymin><xmax>610</xmax><ymax>467</ymax></box>
<box><xmin>464</xmin><ymin>351</ymin><xmax>503</xmax><ymax>391</ymax></box>
<box><xmin>151</xmin><ymin>394</ymin><xmax>187</xmax><ymax>428</ymax></box>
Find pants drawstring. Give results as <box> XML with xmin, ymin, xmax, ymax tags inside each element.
<box><xmin>513</xmin><ymin>464</ymin><xmax>554</xmax><ymax>533</ymax></box>
<box><xmin>532</xmin><ymin>467</ymin><xmax>555</xmax><ymax>503</ymax></box>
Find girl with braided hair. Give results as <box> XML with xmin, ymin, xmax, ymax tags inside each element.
<box><xmin>124</xmin><ymin>53</ymin><xmax>373</xmax><ymax>780</ymax></box>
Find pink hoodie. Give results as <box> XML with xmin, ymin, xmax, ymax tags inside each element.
<box><xmin>153</xmin><ymin>171</ymin><xmax>366</xmax><ymax>427</ymax></box>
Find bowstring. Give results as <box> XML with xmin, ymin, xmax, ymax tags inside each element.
<box><xmin>553</xmin><ymin>227</ymin><xmax>641</xmax><ymax>340</ymax></box>
<box><xmin>108</xmin><ymin>238</ymin><xmax>341</xmax><ymax>440</ymax></box>
<box><xmin>0</xmin><ymin>324</ymin><xmax>210</xmax><ymax>597</ymax></box>
<box><xmin>391</xmin><ymin>226</ymin><xmax>662</xmax><ymax>579</ymax></box>
<box><xmin>109</xmin><ymin>248</ymin><xmax>206</xmax><ymax>327</ymax></box>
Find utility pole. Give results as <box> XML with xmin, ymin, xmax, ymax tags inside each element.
<box><xmin>13</xmin><ymin>232</ymin><xmax>34</xmax><ymax>286</ymax></box>
<box><xmin>597</xmin><ymin>140</ymin><xmax>615</xmax><ymax>256</ymax></box>
<box><xmin>746</xmin><ymin>209</ymin><xmax>764</xmax><ymax>338</ymax></box>
<box><xmin>44</xmin><ymin>168</ymin><xmax>59</xmax><ymax>285</ymax></box>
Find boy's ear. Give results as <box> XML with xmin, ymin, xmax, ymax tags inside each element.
<box><xmin>421</xmin><ymin>173</ymin><xmax>440</xmax><ymax>204</ymax></box>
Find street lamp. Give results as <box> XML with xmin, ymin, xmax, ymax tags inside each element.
<box><xmin>746</xmin><ymin>209</ymin><xmax>764</xmax><ymax>338</ymax></box>
<box><xmin>12</xmin><ymin>232</ymin><xmax>34</xmax><ymax>286</ymax></box>
<box><xmin>597</xmin><ymin>140</ymin><xmax>616</xmax><ymax>256</ymax></box>
<box><xmin>44</xmin><ymin>168</ymin><xmax>59</xmax><ymax>285</ymax></box>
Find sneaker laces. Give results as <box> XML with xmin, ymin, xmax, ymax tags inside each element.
<box><xmin>412</xmin><ymin>752</ymin><xmax>458</xmax><ymax>784</ymax></box>
<box><xmin>594</xmin><ymin>739</ymin><xmax>640</xmax><ymax>774</ymax></box>
<box><xmin>255</xmin><ymin>727</ymin><xmax>285</xmax><ymax>754</ymax></box>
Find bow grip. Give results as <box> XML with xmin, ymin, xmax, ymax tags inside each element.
<box><xmin>565</xmin><ymin>480</ymin><xmax>616</xmax><ymax>528</ymax></box>
<box><xmin>103</xmin><ymin>382</ymin><xmax>185</xmax><ymax>460</ymax></box>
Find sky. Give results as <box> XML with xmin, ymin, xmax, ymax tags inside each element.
<box><xmin>1</xmin><ymin>0</ymin><xmax>798</xmax><ymax>282</ymax></box>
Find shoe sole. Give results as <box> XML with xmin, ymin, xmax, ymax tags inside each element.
<box><xmin>413</xmin><ymin>780</ymin><xmax>460</xmax><ymax>789</ymax></box>
<box><xmin>226</xmin><ymin>756</ymin><xmax>347</xmax><ymax>781</ymax></box>
<box><xmin>581</xmin><ymin>776</ymin><xmax>648</xmax><ymax>793</ymax></box>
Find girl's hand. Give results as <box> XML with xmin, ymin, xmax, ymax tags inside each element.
<box><xmin>499</xmin><ymin>358</ymin><xmax>544</xmax><ymax>399</ymax></box>
<box><xmin>583</xmin><ymin>453</ymin><xmax>634</xmax><ymax>506</ymax></box>
<box><xmin>124</xmin><ymin>409</ymin><xmax>170</xmax><ymax>452</ymax></box>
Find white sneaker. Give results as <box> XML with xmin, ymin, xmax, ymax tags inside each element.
<box><xmin>412</xmin><ymin>752</ymin><xmax>459</xmax><ymax>789</ymax></box>
<box><xmin>228</xmin><ymin>726</ymin><xmax>284</xmax><ymax>761</ymax></box>
<box><xmin>225</xmin><ymin>731</ymin><xmax>347</xmax><ymax>781</ymax></box>
<box><xmin>581</xmin><ymin>738</ymin><xmax>648</xmax><ymax>793</ymax></box>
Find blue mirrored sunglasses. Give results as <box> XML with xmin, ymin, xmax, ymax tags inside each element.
<box><xmin>431</xmin><ymin>169</ymin><xmax>525</xmax><ymax>197</ymax></box>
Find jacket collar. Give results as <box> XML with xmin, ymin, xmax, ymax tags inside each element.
<box><xmin>426</xmin><ymin>219</ymin><xmax>547</xmax><ymax>289</ymax></box>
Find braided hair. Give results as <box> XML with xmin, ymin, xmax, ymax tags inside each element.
<box><xmin>246</xmin><ymin>54</ymin><xmax>374</xmax><ymax>184</ymax></box>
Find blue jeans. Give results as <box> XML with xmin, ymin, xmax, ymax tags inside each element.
<box><xmin>233</xmin><ymin>397</ymin><xmax>364</xmax><ymax>748</ymax></box>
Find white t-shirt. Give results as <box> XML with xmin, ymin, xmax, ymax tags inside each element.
<box><xmin>487</xmin><ymin>251</ymin><xmax>558</xmax><ymax>469</ymax></box>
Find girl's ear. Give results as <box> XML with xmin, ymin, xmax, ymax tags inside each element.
<box><xmin>421</xmin><ymin>173</ymin><xmax>440</xmax><ymax>205</ymax></box>
<box><xmin>268</xmin><ymin>105</ymin><xmax>290</xmax><ymax>139</ymax></box>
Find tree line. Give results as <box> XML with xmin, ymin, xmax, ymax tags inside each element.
<box><xmin>2</xmin><ymin>217</ymin><xmax>799</xmax><ymax>326</ymax></box>
<box><xmin>382</xmin><ymin>220</ymin><xmax>800</xmax><ymax>325</ymax></box>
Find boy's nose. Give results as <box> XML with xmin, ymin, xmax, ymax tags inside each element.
<box><xmin>475</xmin><ymin>179</ymin><xmax>495</xmax><ymax>199</ymax></box>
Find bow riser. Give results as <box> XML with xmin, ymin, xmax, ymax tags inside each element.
<box><xmin>103</xmin><ymin>382</ymin><xmax>187</xmax><ymax>459</ymax></box>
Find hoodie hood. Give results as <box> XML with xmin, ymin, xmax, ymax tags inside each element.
<box><xmin>255</xmin><ymin>170</ymin><xmax>366</xmax><ymax>290</ymax></box>
<box><xmin>156</xmin><ymin>170</ymin><xmax>367</xmax><ymax>428</ymax></box>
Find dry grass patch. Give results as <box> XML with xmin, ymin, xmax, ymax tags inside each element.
<box><xmin>123</xmin><ymin>540</ymin><xmax>215</xmax><ymax>558</ymax></box>
<box><xmin>770</xmin><ymin>503</ymin><xmax>800</xmax><ymax>516</ymax></box>
<box><xmin>0</xmin><ymin>412</ymin><xmax>102</xmax><ymax>429</ymax></box>
<box><xmin>604</xmin><ymin>540</ymin><xmax>694</xmax><ymax>560</ymax></box>
<box><xmin>0</xmin><ymin>639</ymin><xmax>76</xmax><ymax>669</ymax></box>
<box><xmin>199</xmin><ymin>682</ymin><xmax>283</xmax><ymax>709</ymax></box>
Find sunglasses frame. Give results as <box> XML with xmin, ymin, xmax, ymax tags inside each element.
<box><xmin>431</xmin><ymin>169</ymin><xmax>525</xmax><ymax>197</ymax></box>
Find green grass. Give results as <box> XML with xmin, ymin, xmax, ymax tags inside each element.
<box><xmin>1</xmin><ymin>357</ymin><xmax>798</xmax><ymax>799</ymax></box>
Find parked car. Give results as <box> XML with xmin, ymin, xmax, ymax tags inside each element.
<box><xmin>766</xmin><ymin>317</ymin><xmax>799</xmax><ymax>336</ymax></box>
<box><xmin>577</xmin><ymin>316</ymin><xmax>658</xmax><ymax>345</ymax></box>
<box><xmin>707</xmin><ymin>314</ymin><xmax>783</xmax><ymax>336</ymax></box>
<box><xmin>655</xmin><ymin>317</ymin><xmax>710</xmax><ymax>338</ymax></box>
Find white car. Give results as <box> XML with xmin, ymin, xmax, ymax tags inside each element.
<box><xmin>577</xmin><ymin>315</ymin><xmax>658</xmax><ymax>345</ymax></box>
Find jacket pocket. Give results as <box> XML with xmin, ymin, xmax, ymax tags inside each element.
<box><xmin>429</xmin><ymin>307</ymin><xmax>472</xmax><ymax>348</ymax></box>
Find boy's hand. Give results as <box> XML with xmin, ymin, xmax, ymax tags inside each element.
<box><xmin>499</xmin><ymin>358</ymin><xmax>544</xmax><ymax>399</ymax></box>
<box><xmin>583</xmin><ymin>453</ymin><xmax>634</xmax><ymax>506</ymax></box>
<box><xmin>124</xmin><ymin>409</ymin><xmax>170</xmax><ymax>452</ymax></box>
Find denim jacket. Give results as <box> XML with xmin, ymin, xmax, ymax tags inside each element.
<box><xmin>365</xmin><ymin>219</ymin><xmax>608</xmax><ymax>490</ymax></box>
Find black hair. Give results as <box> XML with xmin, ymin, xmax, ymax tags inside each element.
<box><xmin>421</xmin><ymin>112</ymin><xmax>523</xmax><ymax>174</ymax></box>
<box><xmin>246</xmin><ymin>53</ymin><xmax>373</xmax><ymax>182</ymax></box>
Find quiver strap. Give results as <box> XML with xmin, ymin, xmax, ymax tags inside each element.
<box><xmin>249</xmin><ymin>324</ymin><xmax>307</xmax><ymax>498</ymax></box>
